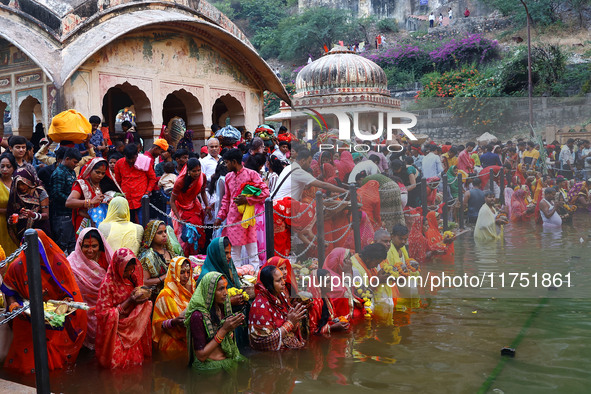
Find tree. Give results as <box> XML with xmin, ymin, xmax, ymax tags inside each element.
<box><xmin>276</xmin><ymin>8</ymin><xmax>363</xmax><ymax>61</ymax></box>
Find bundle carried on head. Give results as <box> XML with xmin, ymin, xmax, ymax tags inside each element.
<box><xmin>167</xmin><ymin>117</ymin><xmax>186</xmax><ymax>148</ymax></box>
<box><xmin>216</xmin><ymin>125</ymin><xmax>241</xmax><ymax>145</ymax></box>
<box><xmin>48</xmin><ymin>109</ymin><xmax>92</xmax><ymax>144</ymax></box>
<box><xmin>254</xmin><ymin>124</ymin><xmax>274</xmax><ymax>141</ymax></box>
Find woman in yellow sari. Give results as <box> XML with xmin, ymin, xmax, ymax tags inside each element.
<box><xmin>98</xmin><ymin>196</ymin><xmax>144</xmax><ymax>255</ymax></box>
<box><xmin>152</xmin><ymin>256</ymin><xmax>195</xmax><ymax>359</ymax></box>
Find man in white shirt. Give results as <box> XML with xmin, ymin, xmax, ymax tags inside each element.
<box><xmin>421</xmin><ymin>145</ymin><xmax>444</xmax><ymax>179</ymax></box>
<box><xmin>273</xmin><ymin>148</ymin><xmax>346</xmax><ymax>201</ymax></box>
<box><xmin>558</xmin><ymin>138</ymin><xmax>575</xmax><ymax>179</ymax></box>
<box><xmin>200</xmin><ymin>137</ymin><xmax>221</xmax><ymax>181</ymax></box>
<box><xmin>580</xmin><ymin>139</ymin><xmax>591</xmax><ymax>179</ymax></box>
<box><xmin>347</xmin><ymin>154</ymin><xmax>381</xmax><ymax>183</ymax></box>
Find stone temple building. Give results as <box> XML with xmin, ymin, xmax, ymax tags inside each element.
<box><xmin>266</xmin><ymin>45</ymin><xmax>400</xmax><ymax>139</ymax></box>
<box><xmin>0</xmin><ymin>0</ymin><xmax>289</xmax><ymax>143</ymax></box>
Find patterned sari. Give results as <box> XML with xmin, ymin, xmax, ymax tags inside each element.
<box><xmin>249</xmin><ymin>282</ymin><xmax>305</xmax><ymax>351</ymax></box>
<box><xmin>425</xmin><ymin>211</ymin><xmax>453</xmax><ymax>257</ymax></box>
<box><xmin>138</xmin><ymin>219</ymin><xmax>178</xmax><ymax>285</ymax></box>
<box><xmin>7</xmin><ymin>167</ymin><xmax>51</xmax><ymax>244</ymax></box>
<box><xmin>95</xmin><ymin>248</ymin><xmax>152</xmax><ymax>369</ymax></box>
<box><xmin>72</xmin><ymin>157</ymin><xmax>121</xmax><ymax>233</ymax></box>
<box><xmin>1</xmin><ymin>230</ymin><xmax>87</xmax><ymax>373</ymax></box>
<box><xmin>152</xmin><ymin>256</ymin><xmax>195</xmax><ymax>358</ymax></box>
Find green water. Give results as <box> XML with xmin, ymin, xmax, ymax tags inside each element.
<box><xmin>1</xmin><ymin>217</ymin><xmax>590</xmax><ymax>393</ymax></box>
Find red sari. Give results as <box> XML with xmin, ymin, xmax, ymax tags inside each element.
<box><xmin>171</xmin><ymin>166</ymin><xmax>207</xmax><ymax>254</ymax></box>
<box><xmin>425</xmin><ymin>211</ymin><xmax>453</xmax><ymax>258</ymax></box>
<box><xmin>322</xmin><ymin>248</ymin><xmax>364</xmax><ymax>321</ymax></box>
<box><xmin>1</xmin><ymin>230</ymin><xmax>87</xmax><ymax>373</ymax></box>
<box><xmin>95</xmin><ymin>248</ymin><xmax>152</xmax><ymax>369</ymax></box>
<box><xmin>407</xmin><ymin>214</ymin><xmax>428</xmax><ymax>264</ymax></box>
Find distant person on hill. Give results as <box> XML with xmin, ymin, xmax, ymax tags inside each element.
<box><xmin>464</xmin><ymin>8</ymin><xmax>470</xmax><ymax>17</ymax></box>
<box><xmin>429</xmin><ymin>12</ymin><xmax>434</xmax><ymax>27</ymax></box>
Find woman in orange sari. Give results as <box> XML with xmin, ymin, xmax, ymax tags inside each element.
<box><xmin>152</xmin><ymin>256</ymin><xmax>195</xmax><ymax>359</ymax></box>
<box><xmin>1</xmin><ymin>230</ymin><xmax>87</xmax><ymax>373</ymax></box>
<box><xmin>425</xmin><ymin>211</ymin><xmax>453</xmax><ymax>259</ymax></box>
<box><xmin>95</xmin><ymin>248</ymin><xmax>152</xmax><ymax>369</ymax></box>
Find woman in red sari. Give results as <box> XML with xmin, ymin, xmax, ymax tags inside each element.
<box><xmin>510</xmin><ymin>189</ymin><xmax>534</xmax><ymax>222</ymax></box>
<box><xmin>249</xmin><ymin>265</ymin><xmax>306</xmax><ymax>351</ymax></box>
<box><xmin>407</xmin><ymin>214</ymin><xmax>428</xmax><ymax>264</ymax></box>
<box><xmin>66</xmin><ymin>157</ymin><xmax>121</xmax><ymax>234</ymax></box>
<box><xmin>308</xmin><ymin>269</ymin><xmax>350</xmax><ymax>336</ymax></box>
<box><xmin>259</xmin><ymin>256</ymin><xmax>299</xmax><ymax>298</ymax></box>
<box><xmin>95</xmin><ymin>248</ymin><xmax>152</xmax><ymax>369</ymax></box>
<box><xmin>322</xmin><ymin>247</ymin><xmax>365</xmax><ymax>321</ymax></box>
<box><xmin>425</xmin><ymin>211</ymin><xmax>453</xmax><ymax>259</ymax></box>
<box><xmin>170</xmin><ymin>158</ymin><xmax>209</xmax><ymax>255</ymax></box>
<box><xmin>1</xmin><ymin>230</ymin><xmax>87</xmax><ymax>373</ymax></box>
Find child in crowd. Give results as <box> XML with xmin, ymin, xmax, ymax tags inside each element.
<box><xmin>158</xmin><ymin>161</ymin><xmax>177</xmax><ymax>194</ymax></box>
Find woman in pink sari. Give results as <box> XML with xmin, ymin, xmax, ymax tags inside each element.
<box><xmin>68</xmin><ymin>227</ymin><xmax>113</xmax><ymax>350</ymax></box>
<box><xmin>510</xmin><ymin>189</ymin><xmax>534</xmax><ymax>222</ymax></box>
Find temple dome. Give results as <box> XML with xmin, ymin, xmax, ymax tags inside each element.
<box><xmin>294</xmin><ymin>46</ymin><xmax>389</xmax><ymax>98</ymax></box>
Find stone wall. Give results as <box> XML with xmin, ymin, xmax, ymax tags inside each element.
<box><xmin>402</xmin><ymin>97</ymin><xmax>591</xmax><ymax>143</ymax></box>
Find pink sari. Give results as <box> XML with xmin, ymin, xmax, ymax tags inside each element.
<box><xmin>68</xmin><ymin>227</ymin><xmax>113</xmax><ymax>350</ymax></box>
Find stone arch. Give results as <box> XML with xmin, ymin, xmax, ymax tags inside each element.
<box><xmin>18</xmin><ymin>96</ymin><xmax>42</xmax><ymax>139</ymax></box>
<box><xmin>162</xmin><ymin>89</ymin><xmax>204</xmax><ymax>137</ymax></box>
<box><xmin>212</xmin><ymin>94</ymin><xmax>245</xmax><ymax>129</ymax></box>
<box><xmin>101</xmin><ymin>82</ymin><xmax>153</xmax><ymax>140</ymax></box>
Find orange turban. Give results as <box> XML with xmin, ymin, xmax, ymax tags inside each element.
<box><xmin>153</xmin><ymin>138</ymin><xmax>169</xmax><ymax>150</ymax></box>
<box><xmin>48</xmin><ymin>109</ymin><xmax>92</xmax><ymax>143</ymax></box>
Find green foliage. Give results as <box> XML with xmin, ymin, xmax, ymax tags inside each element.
<box><xmin>377</xmin><ymin>18</ymin><xmax>399</xmax><ymax>33</ymax></box>
<box><xmin>264</xmin><ymin>83</ymin><xmax>295</xmax><ymax>117</ymax></box>
<box><xmin>274</xmin><ymin>8</ymin><xmax>363</xmax><ymax>62</ymax></box>
<box><xmin>531</xmin><ymin>44</ymin><xmax>567</xmax><ymax>95</ymax></box>
<box><xmin>383</xmin><ymin>66</ymin><xmax>416</xmax><ymax>88</ymax></box>
<box><xmin>241</xmin><ymin>0</ymin><xmax>287</xmax><ymax>32</ymax></box>
<box><xmin>479</xmin><ymin>0</ymin><xmax>560</xmax><ymax>27</ymax></box>
<box><xmin>209</xmin><ymin>0</ymin><xmax>237</xmax><ymax>19</ymax></box>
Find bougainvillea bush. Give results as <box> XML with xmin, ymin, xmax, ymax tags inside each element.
<box><xmin>365</xmin><ymin>34</ymin><xmax>499</xmax><ymax>78</ymax></box>
<box><xmin>428</xmin><ymin>34</ymin><xmax>499</xmax><ymax>72</ymax></box>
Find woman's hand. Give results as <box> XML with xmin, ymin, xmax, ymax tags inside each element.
<box><xmin>287</xmin><ymin>303</ymin><xmax>306</xmax><ymax>326</ymax></box>
<box><xmin>221</xmin><ymin>314</ymin><xmax>244</xmax><ymax>333</ymax></box>
<box><xmin>230</xmin><ymin>294</ymin><xmax>245</xmax><ymax>306</ymax></box>
<box><xmin>234</xmin><ymin>195</ymin><xmax>247</xmax><ymax>205</ymax></box>
<box><xmin>331</xmin><ymin>321</ymin><xmax>350</xmax><ymax>332</ymax></box>
<box><xmin>91</xmin><ymin>194</ymin><xmax>103</xmax><ymax>206</ymax></box>
<box><xmin>131</xmin><ymin>292</ymin><xmax>148</xmax><ymax>304</ymax></box>
<box><xmin>171</xmin><ymin>315</ymin><xmax>185</xmax><ymax>327</ymax></box>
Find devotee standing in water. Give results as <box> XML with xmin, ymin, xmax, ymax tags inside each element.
<box><xmin>474</xmin><ymin>191</ymin><xmax>507</xmax><ymax>242</ymax></box>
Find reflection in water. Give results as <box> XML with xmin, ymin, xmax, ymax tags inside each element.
<box><xmin>1</xmin><ymin>218</ymin><xmax>590</xmax><ymax>392</ymax></box>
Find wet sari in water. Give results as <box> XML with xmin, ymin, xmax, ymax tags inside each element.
<box><xmin>95</xmin><ymin>248</ymin><xmax>152</xmax><ymax>369</ymax></box>
<box><xmin>1</xmin><ymin>230</ymin><xmax>87</xmax><ymax>373</ymax></box>
<box><xmin>425</xmin><ymin>211</ymin><xmax>453</xmax><ymax>257</ymax></box>
<box><xmin>185</xmin><ymin>271</ymin><xmax>245</xmax><ymax>371</ymax></box>
<box><xmin>152</xmin><ymin>256</ymin><xmax>195</xmax><ymax>359</ymax></box>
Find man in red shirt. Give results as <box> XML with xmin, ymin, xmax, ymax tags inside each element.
<box><xmin>114</xmin><ymin>143</ymin><xmax>157</xmax><ymax>224</ymax></box>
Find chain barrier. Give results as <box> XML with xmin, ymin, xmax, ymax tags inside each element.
<box><xmin>324</xmin><ymin>190</ymin><xmax>350</xmax><ymax>202</ymax></box>
<box><xmin>325</xmin><ymin>222</ymin><xmax>352</xmax><ymax>235</ymax></box>
<box><xmin>324</xmin><ymin>200</ymin><xmax>350</xmax><ymax>211</ymax></box>
<box><xmin>274</xmin><ymin>235</ymin><xmax>317</xmax><ymax>259</ymax></box>
<box><xmin>0</xmin><ymin>242</ymin><xmax>28</xmax><ymax>269</ymax></box>
<box><xmin>325</xmin><ymin>223</ymin><xmax>353</xmax><ymax>244</ymax></box>
<box><xmin>0</xmin><ymin>303</ymin><xmax>30</xmax><ymax>326</ymax></box>
<box><xmin>149</xmin><ymin>203</ymin><xmax>263</xmax><ymax>229</ymax></box>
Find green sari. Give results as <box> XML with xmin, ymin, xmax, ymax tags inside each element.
<box><xmin>197</xmin><ymin>237</ymin><xmax>241</xmax><ymax>288</ymax></box>
<box><xmin>446</xmin><ymin>165</ymin><xmax>459</xmax><ymax>199</ymax></box>
<box><xmin>184</xmin><ymin>271</ymin><xmax>246</xmax><ymax>372</ymax></box>
<box><xmin>138</xmin><ymin>219</ymin><xmax>179</xmax><ymax>278</ymax></box>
